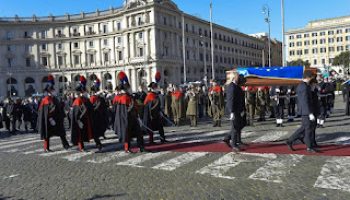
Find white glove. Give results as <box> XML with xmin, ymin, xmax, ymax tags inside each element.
<box><xmin>309</xmin><ymin>114</ymin><xmax>315</xmax><ymax>121</ymax></box>
<box><xmin>229</xmin><ymin>113</ymin><xmax>235</xmax><ymax>121</ymax></box>
<box><xmin>240</xmin><ymin>111</ymin><xmax>245</xmax><ymax>117</ymax></box>
<box><xmin>49</xmin><ymin>118</ymin><xmax>56</xmax><ymax>126</ymax></box>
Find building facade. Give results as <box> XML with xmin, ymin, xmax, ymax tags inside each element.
<box><xmin>286</xmin><ymin>15</ymin><xmax>350</xmax><ymax>74</ymax></box>
<box><xmin>250</xmin><ymin>32</ymin><xmax>282</xmax><ymax>67</ymax></box>
<box><xmin>0</xmin><ymin>0</ymin><xmax>266</xmax><ymax>97</ymax></box>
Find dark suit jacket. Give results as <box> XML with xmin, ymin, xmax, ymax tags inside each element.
<box><xmin>225</xmin><ymin>82</ymin><xmax>245</xmax><ymax>115</ymax></box>
<box><xmin>296</xmin><ymin>82</ymin><xmax>313</xmax><ymax>116</ymax></box>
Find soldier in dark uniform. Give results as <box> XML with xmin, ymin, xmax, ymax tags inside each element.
<box><xmin>114</xmin><ymin>74</ymin><xmax>145</xmax><ymax>153</ymax></box>
<box><xmin>3</xmin><ymin>98</ymin><xmax>16</xmax><ymax>134</ymax></box>
<box><xmin>71</xmin><ymin>76</ymin><xmax>102</xmax><ymax>152</ymax></box>
<box><xmin>318</xmin><ymin>78</ymin><xmax>328</xmax><ymax>128</ymax></box>
<box><xmin>37</xmin><ymin>75</ymin><xmax>69</xmax><ymax>152</ymax></box>
<box><xmin>90</xmin><ymin>78</ymin><xmax>108</xmax><ymax>140</ymax></box>
<box><xmin>22</xmin><ymin>99</ymin><xmax>33</xmax><ymax>133</ymax></box>
<box><xmin>143</xmin><ymin>82</ymin><xmax>168</xmax><ymax>144</ymax></box>
<box><xmin>287</xmin><ymin>86</ymin><xmax>297</xmax><ymax>122</ymax></box>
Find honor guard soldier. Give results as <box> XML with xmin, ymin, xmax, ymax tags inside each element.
<box><xmin>114</xmin><ymin>72</ymin><xmax>145</xmax><ymax>153</ymax></box>
<box><xmin>143</xmin><ymin>73</ymin><xmax>168</xmax><ymax>144</ymax></box>
<box><xmin>90</xmin><ymin>78</ymin><xmax>109</xmax><ymax>140</ymax></box>
<box><xmin>71</xmin><ymin>76</ymin><xmax>102</xmax><ymax>152</ymax></box>
<box><xmin>37</xmin><ymin>75</ymin><xmax>69</xmax><ymax>152</ymax></box>
<box><xmin>345</xmin><ymin>83</ymin><xmax>350</xmax><ymax>116</ymax></box>
<box><xmin>318</xmin><ymin>78</ymin><xmax>328</xmax><ymax>128</ymax></box>
<box><xmin>245</xmin><ymin>86</ymin><xmax>257</xmax><ymax>126</ymax></box>
<box><xmin>208</xmin><ymin>80</ymin><xmax>225</xmax><ymax>127</ymax></box>
<box><xmin>256</xmin><ymin>86</ymin><xmax>267</xmax><ymax>122</ymax></box>
<box><xmin>287</xmin><ymin>86</ymin><xmax>297</xmax><ymax>122</ymax></box>
<box><xmin>186</xmin><ymin>84</ymin><xmax>199</xmax><ymax>127</ymax></box>
<box><xmin>171</xmin><ymin>85</ymin><xmax>184</xmax><ymax>126</ymax></box>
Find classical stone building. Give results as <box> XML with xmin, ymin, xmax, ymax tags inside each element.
<box><xmin>250</xmin><ymin>32</ymin><xmax>282</xmax><ymax>67</ymax></box>
<box><xmin>0</xmin><ymin>0</ymin><xmax>266</xmax><ymax>97</ymax></box>
<box><xmin>286</xmin><ymin>15</ymin><xmax>350</xmax><ymax>75</ymax></box>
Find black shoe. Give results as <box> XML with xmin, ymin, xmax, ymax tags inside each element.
<box><xmin>96</xmin><ymin>144</ymin><xmax>103</xmax><ymax>151</ymax></box>
<box><xmin>298</xmin><ymin>138</ymin><xmax>305</xmax><ymax>144</ymax></box>
<box><xmin>286</xmin><ymin>141</ymin><xmax>295</xmax><ymax>151</ymax></box>
<box><xmin>160</xmin><ymin>139</ymin><xmax>169</xmax><ymax>144</ymax></box>
<box><xmin>307</xmin><ymin>148</ymin><xmax>320</xmax><ymax>153</ymax></box>
<box><xmin>280</xmin><ymin>124</ymin><xmax>284</xmax><ymax>127</ymax></box>
<box><xmin>276</xmin><ymin>124</ymin><xmax>280</xmax><ymax>127</ymax></box>
<box><xmin>223</xmin><ymin>139</ymin><xmax>231</xmax><ymax>147</ymax></box>
<box><xmin>64</xmin><ymin>144</ymin><xmax>70</xmax><ymax>150</ymax></box>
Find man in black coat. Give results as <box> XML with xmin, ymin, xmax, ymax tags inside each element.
<box><xmin>3</xmin><ymin>98</ymin><xmax>17</xmax><ymax>134</ymax></box>
<box><xmin>287</xmin><ymin>71</ymin><xmax>319</xmax><ymax>153</ymax></box>
<box><xmin>345</xmin><ymin>84</ymin><xmax>350</xmax><ymax>116</ymax></box>
<box><xmin>223</xmin><ymin>72</ymin><xmax>246</xmax><ymax>151</ymax></box>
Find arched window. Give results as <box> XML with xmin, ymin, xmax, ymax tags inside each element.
<box><xmin>25</xmin><ymin>77</ymin><xmax>35</xmax><ymax>84</ymax></box>
<box><xmin>6</xmin><ymin>78</ymin><xmax>17</xmax><ymax>84</ymax></box>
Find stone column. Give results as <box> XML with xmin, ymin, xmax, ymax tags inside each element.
<box><xmin>131</xmin><ymin>68</ymin><xmax>137</xmax><ymax>92</ymax></box>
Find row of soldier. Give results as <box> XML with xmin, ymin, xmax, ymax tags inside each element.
<box><xmin>0</xmin><ymin>72</ymin><xmax>348</xmax><ymax>153</ymax></box>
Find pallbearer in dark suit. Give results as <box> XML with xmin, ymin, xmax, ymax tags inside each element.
<box><xmin>345</xmin><ymin>83</ymin><xmax>350</xmax><ymax>116</ymax></box>
<box><xmin>37</xmin><ymin>75</ymin><xmax>69</xmax><ymax>152</ymax></box>
<box><xmin>287</xmin><ymin>71</ymin><xmax>319</xmax><ymax>153</ymax></box>
<box><xmin>224</xmin><ymin>72</ymin><xmax>246</xmax><ymax>152</ymax></box>
<box><xmin>71</xmin><ymin>76</ymin><xmax>102</xmax><ymax>152</ymax></box>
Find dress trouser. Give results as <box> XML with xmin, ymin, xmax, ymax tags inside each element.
<box><xmin>224</xmin><ymin>117</ymin><xmax>242</xmax><ymax>147</ymax></box>
<box><xmin>288</xmin><ymin>116</ymin><xmax>312</xmax><ymax>148</ymax></box>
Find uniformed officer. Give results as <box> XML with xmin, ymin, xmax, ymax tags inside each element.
<box><xmin>245</xmin><ymin>86</ymin><xmax>257</xmax><ymax>126</ymax></box>
<box><xmin>287</xmin><ymin>86</ymin><xmax>297</xmax><ymax>122</ymax></box>
<box><xmin>186</xmin><ymin>84</ymin><xmax>199</xmax><ymax>127</ymax></box>
<box><xmin>256</xmin><ymin>86</ymin><xmax>267</xmax><ymax>122</ymax></box>
<box><xmin>171</xmin><ymin>85</ymin><xmax>184</xmax><ymax>126</ymax></box>
<box><xmin>208</xmin><ymin>80</ymin><xmax>224</xmax><ymax>127</ymax></box>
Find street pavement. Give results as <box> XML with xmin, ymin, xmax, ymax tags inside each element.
<box><xmin>0</xmin><ymin>96</ymin><xmax>349</xmax><ymax>200</ymax></box>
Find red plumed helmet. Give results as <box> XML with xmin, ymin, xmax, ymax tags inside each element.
<box><xmin>47</xmin><ymin>74</ymin><xmax>55</xmax><ymax>86</ymax></box>
<box><xmin>80</xmin><ymin>75</ymin><xmax>87</xmax><ymax>86</ymax></box>
<box><xmin>118</xmin><ymin>71</ymin><xmax>129</xmax><ymax>84</ymax></box>
<box><xmin>155</xmin><ymin>71</ymin><xmax>161</xmax><ymax>83</ymax></box>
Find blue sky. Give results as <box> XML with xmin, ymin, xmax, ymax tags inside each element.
<box><xmin>0</xmin><ymin>0</ymin><xmax>349</xmax><ymax>40</ymax></box>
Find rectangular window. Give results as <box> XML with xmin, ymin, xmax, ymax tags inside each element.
<box><xmin>139</xmin><ymin>48</ymin><xmax>144</xmax><ymax>57</ymax></box>
<box><xmin>289</xmin><ymin>35</ymin><xmax>294</xmax><ymax>40</ymax></box>
<box><xmin>6</xmin><ymin>31</ymin><xmax>14</xmax><ymax>40</ymax></box>
<box><xmin>320</xmin><ymin>32</ymin><xmax>326</xmax><ymax>36</ymax></box>
<box><xmin>103</xmin><ymin>39</ymin><xmax>108</xmax><ymax>46</ymax></box>
<box><xmin>163</xmin><ymin>17</ymin><xmax>167</xmax><ymax>25</ymax></box>
<box><xmin>304</xmin><ymin>33</ymin><xmax>309</xmax><ymax>38</ymax></box>
<box><xmin>41</xmin><ymin>30</ymin><xmax>46</xmax><ymax>39</ymax></box>
<box><xmin>104</xmin><ymin>53</ymin><xmax>109</xmax><ymax>62</ymax></box>
<box><xmin>304</xmin><ymin>41</ymin><xmax>310</xmax><ymax>46</ymax></box>
<box><xmin>117</xmin><ymin>37</ymin><xmax>122</xmax><ymax>44</ymax></box>
<box><xmin>57</xmin><ymin>43</ymin><xmax>62</xmax><ymax>50</ymax></box>
<box><xmin>8</xmin><ymin>58</ymin><xmax>13</xmax><ymax>67</ymax></box>
<box><xmin>41</xmin><ymin>44</ymin><xmax>47</xmax><ymax>51</ymax></box>
<box><xmin>328</xmin><ymin>38</ymin><xmax>334</xmax><ymax>43</ymax></box>
<box><xmin>89</xmin><ymin>41</ymin><xmax>94</xmax><ymax>47</ymax></box>
<box><xmin>337</xmin><ymin>29</ymin><xmax>343</xmax><ymax>34</ymax></box>
<box><xmin>312</xmin><ymin>48</ymin><xmax>318</xmax><ymax>54</ymax></box>
<box><xmin>74</xmin><ymin>55</ymin><xmax>80</xmax><ymax>65</ymax></box>
<box><xmin>138</xmin><ymin>17</ymin><xmax>142</xmax><ymax>26</ymax></box>
<box><xmin>312</xmin><ymin>32</ymin><xmax>317</xmax><ymax>37</ymax></box>
<box><xmin>328</xmin><ymin>30</ymin><xmax>334</xmax><ymax>35</ymax></box>
<box><xmin>337</xmin><ymin>37</ymin><xmax>343</xmax><ymax>42</ymax></box>
<box><xmin>139</xmin><ymin>32</ymin><xmax>143</xmax><ymax>39</ymax></box>
<box><xmin>26</xmin><ymin>58</ymin><xmax>31</xmax><ymax>67</ymax></box>
<box><xmin>42</xmin><ymin>57</ymin><xmax>48</xmax><ymax>66</ymax></box>
<box><xmin>118</xmin><ymin>51</ymin><xmax>123</xmax><ymax>60</ymax></box>
<box><xmin>314</xmin><ymin>59</ymin><xmax>317</xmax><ymax>65</ymax></box>
<box><xmin>73</xmin><ymin>42</ymin><xmax>79</xmax><ymax>49</ymax></box>
<box><xmin>304</xmin><ymin>49</ymin><xmax>309</xmax><ymax>55</ymax></box>
<box><xmin>346</xmin><ymin>36</ymin><xmax>350</xmax><ymax>41</ymax></box>
<box><xmin>312</xmin><ymin>40</ymin><xmax>317</xmax><ymax>45</ymax></box>
<box><xmin>57</xmin><ymin>56</ymin><xmax>63</xmax><ymax>66</ymax></box>
<box><xmin>117</xmin><ymin>22</ymin><xmax>121</xmax><ymax>30</ymax></box>
<box><xmin>25</xmin><ymin>45</ymin><xmax>32</xmax><ymax>52</ymax></box>
<box><xmin>89</xmin><ymin>54</ymin><xmax>94</xmax><ymax>63</ymax></box>
<box><xmin>296</xmin><ymin>34</ymin><xmax>302</xmax><ymax>39</ymax></box>
<box><xmin>103</xmin><ymin>24</ymin><xmax>108</xmax><ymax>33</ymax></box>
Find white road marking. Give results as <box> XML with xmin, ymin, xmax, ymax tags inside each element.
<box><xmin>40</xmin><ymin>149</ymin><xmax>71</xmax><ymax>157</ymax></box>
<box><xmin>252</xmin><ymin>131</ymin><xmax>289</xmax><ymax>143</ymax></box>
<box><xmin>0</xmin><ymin>137</ymin><xmax>37</xmax><ymax>146</ymax></box>
<box><xmin>63</xmin><ymin>151</ymin><xmax>94</xmax><ymax>162</ymax></box>
<box><xmin>239</xmin><ymin>152</ymin><xmax>277</xmax><ymax>159</ymax></box>
<box><xmin>314</xmin><ymin>157</ymin><xmax>350</xmax><ymax>192</ymax></box>
<box><xmin>23</xmin><ymin>144</ymin><xmax>63</xmax><ymax>155</ymax></box>
<box><xmin>117</xmin><ymin>152</ymin><xmax>169</xmax><ymax>168</ymax></box>
<box><xmin>249</xmin><ymin>154</ymin><xmax>304</xmax><ymax>183</ymax></box>
<box><xmin>0</xmin><ymin>139</ymin><xmax>39</xmax><ymax>150</ymax></box>
<box><xmin>196</xmin><ymin>152</ymin><xmax>245</xmax><ymax>180</ymax></box>
<box><xmin>324</xmin><ymin>136</ymin><xmax>350</xmax><ymax>145</ymax></box>
<box><xmin>152</xmin><ymin>152</ymin><xmax>208</xmax><ymax>171</ymax></box>
<box><xmin>87</xmin><ymin>152</ymin><xmax>129</xmax><ymax>164</ymax></box>
<box><xmin>3</xmin><ymin>144</ymin><xmax>38</xmax><ymax>153</ymax></box>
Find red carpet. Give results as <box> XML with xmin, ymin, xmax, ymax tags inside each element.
<box><xmin>143</xmin><ymin>141</ymin><xmax>350</xmax><ymax>157</ymax></box>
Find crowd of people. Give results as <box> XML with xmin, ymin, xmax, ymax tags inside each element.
<box><xmin>0</xmin><ymin>72</ymin><xmax>349</xmax><ymax>153</ymax></box>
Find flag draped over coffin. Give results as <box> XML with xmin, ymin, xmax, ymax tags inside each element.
<box><xmin>237</xmin><ymin>66</ymin><xmax>305</xmax><ymax>80</ymax></box>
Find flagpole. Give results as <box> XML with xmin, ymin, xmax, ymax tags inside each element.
<box><xmin>182</xmin><ymin>13</ymin><xmax>187</xmax><ymax>83</ymax></box>
<box><xmin>210</xmin><ymin>0</ymin><xmax>215</xmax><ymax>80</ymax></box>
<box><xmin>281</xmin><ymin>0</ymin><xmax>286</xmax><ymax>67</ymax></box>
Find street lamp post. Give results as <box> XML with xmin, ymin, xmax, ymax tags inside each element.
<box><xmin>263</xmin><ymin>5</ymin><xmax>272</xmax><ymax>67</ymax></box>
<box><xmin>281</xmin><ymin>0</ymin><xmax>287</xmax><ymax>67</ymax></box>
<box><xmin>210</xmin><ymin>0</ymin><xmax>215</xmax><ymax>79</ymax></box>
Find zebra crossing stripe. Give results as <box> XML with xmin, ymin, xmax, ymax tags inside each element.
<box><xmin>248</xmin><ymin>154</ymin><xmax>304</xmax><ymax>183</ymax></box>
<box><xmin>63</xmin><ymin>151</ymin><xmax>94</xmax><ymax>162</ymax></box>
<box><xmin>4</xmin><ymin>144</ymin><xmax>39</xmax><ymax>153</ymax></box>
<box><xmin>117</xmin><ymin>152</ymin><xmax>169</xmax><ymax>168</ymax></box>
<box><xmin>152</xmin><ymin>152</ymin><xmax>208</xmax><ymax>171</ymax></box>
<box><xmin>252</xmin><ymin>131</ymin><xmax>289</xmax><ymax>143</ymax></box>
<box><xmin>196</xmin><ymin>152</ymin><xmax>244</xmax><ymax>180</ymax></box>
<box><xmin>0</xmin><ymin>137</ymin><xmax>37</xmax><ymax>146</ymax></box>
<box><xmin>0</xmin><ymin>139</ymin><xmax>39</xmax><ymax>150</ymax></box>
<box><xmin>23</xmin><ymin>144</ymin><xmax>63</xmax><ymax>155</ymax></box>
<box><xmin>314</xmin><ymin>157</ymin><xmax>350</xmax><ymax>192</ymax></box>
<box><xmin>87</xmin><ymin>152</ymin><xmax>128</xmax><ymax>164</ymax></box>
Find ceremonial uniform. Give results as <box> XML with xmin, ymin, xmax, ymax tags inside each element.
<box><xmin>186</xmin><ymin>89</ymin><xmax>198</xmax><ymax>127</ymax></box>
<box><xmin>318</xmin><ymin>81</ymin><xmax>328</xmax><ymax>127</ymax></box>
<box><xmin>256</xmin><ymin>87</ymin><xmax>267</xmax><ymax>122</ymax></box>
<box><xmin>208</xmin><ymin>85</ymin><xmax>224</xmax><ymax>127</ymax></box>
<box><xmin>143</xmin><ymin>83</ymin><xmax>167</xmax><ymax>144</ymax></box>
<box><xmin>245</xmin><ymin>87</ymin><xmax>257</xmax><ymax>126</ymax></box>
<box><xmin>90</xmin><ymin>94</ymin><xmax>108</xmax><ymax>140</ymax></box>
<box><xmin>171</xmin><ymin>88</ymin><xmax>184</xmax><ymax>126</ymax></box>
<box><xmin>287</xmin><ymin>86</ymin><xmax>297</xmax><ymax>122</ymax></box>
<box><xmin>114</xmin><ymin>91</ymin><xmax>144</xmax><ymax>152</ymax></box>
